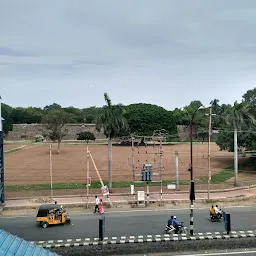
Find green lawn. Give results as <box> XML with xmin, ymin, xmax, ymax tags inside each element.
<box><xmin>5</xmin><ymin>166</ymin><xmax>238</xmax><ymax>191</ymax></box>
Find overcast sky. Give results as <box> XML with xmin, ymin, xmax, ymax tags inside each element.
<box><xmin>1</xmin><ymin>0</ymin><xmax>256</xmax><ymax>110</ymax></box>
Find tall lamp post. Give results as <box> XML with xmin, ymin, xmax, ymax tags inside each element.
<box><xmin>185</xmin><ymin>105</ymin><xmax>204</xmax><ymax>236</ymax></box>
<box><xmin>205</xmin><ymin>106</ymin><xmax>216</xmax><ymax>201</ymax></box>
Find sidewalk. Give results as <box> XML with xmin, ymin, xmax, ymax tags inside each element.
<box><xmin>2</xmin><ymin>187</ymin><xmax>256</xmax><ymax>210</ymax></box>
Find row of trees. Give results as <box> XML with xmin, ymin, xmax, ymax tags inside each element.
<box><xmin>3</xmin><ymin>88</ymin><xmax>256</xmax><ymax>152</ymax></box>
<box><xmin>2</xmin><ymin>102</ymin><xmax>179</xmax><ymax>137</ymax></box>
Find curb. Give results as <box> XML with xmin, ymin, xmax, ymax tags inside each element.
<box><xmin>31</xmin><ymin>230</ymin><xmax>256</xmax><ymax>248</ymax></box>
<box><xmin>6</xmin><ymin>185</ymin><xmax>256</xmax><ymax>200</ymax></box>
<box><xmin>3</xmin><ymin>194</ymin><xmax>256</xmax><ymax>211</ymax></box>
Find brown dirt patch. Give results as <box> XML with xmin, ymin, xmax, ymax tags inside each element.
<box><xmin>4</xmin><ymin>143</ymin><xmax>27</xmax><ymax>151</ymax></box>
<box><xmin>5</xmin><ymin>143</ymin><xmax>234</xmax><ymax>186</ymax></box>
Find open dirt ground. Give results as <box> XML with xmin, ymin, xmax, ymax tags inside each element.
<box><xmin>4</xmin><ymin>143</ymin><xmax>28</xmax><ymax>151</ymax></box>
<box><xmin>5</xmin><ymin>143</ymin><xmax>235</xmax><ymax>186</ymax></box>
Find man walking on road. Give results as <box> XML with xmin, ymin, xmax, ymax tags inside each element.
<box><xmin>94</xmin><ymin>195</ymin><xmax>100</xmax><ymax>213</ymax></box>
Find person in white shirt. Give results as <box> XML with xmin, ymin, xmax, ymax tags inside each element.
<box><xmin>94</xmin><ymin>195</ymin><xmax>100</xmax><ymax>213</ymax></box>
<box><xmin>214</xmin><ymin>205</ymin><xmax>222</xmax><ymax>218</ymax></box>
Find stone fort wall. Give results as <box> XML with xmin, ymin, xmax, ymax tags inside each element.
<box><xmin>6</xmin><ymin>124</ymin><xmax>205</xmax><ymax>141</ymax></box>
<box><xmin>6</xmin><ymin>123</ymin><xmax>106</xmax><ymax>141</ymax></box>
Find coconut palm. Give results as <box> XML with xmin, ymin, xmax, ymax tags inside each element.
<box><xmin>210</xmin><ymin>99</ymin><xmax>219</xmax><ymax>114</ymax></box>
<box><xmin>96</xmin><ymin>93</ymin><xmax>127</xmax><ymax>191</ymax></box>
<box><xmin>223</xmin><ymin>101</ymin><xmax>255</xmax><ymax>186</ymax></box>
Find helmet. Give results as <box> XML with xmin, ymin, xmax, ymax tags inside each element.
<box><xmin>174</xmin><ymin>216</ymin><xmax>177</xmax><ymax>219</ymax></box>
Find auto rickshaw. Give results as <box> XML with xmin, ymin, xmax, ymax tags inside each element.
<box><xmin>36</xmin><ymin>204</ymin><xmax>71</xmax><ymax>228</ymax></box>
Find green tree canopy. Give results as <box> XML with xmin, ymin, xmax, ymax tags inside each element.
<box><xmin>124</xmin><ymin>103</ymin><xmax>176</xmax><ymax>136</ymax></box>
<box><xmin>2</xmin><ymin>103</ymin><xmax>13</xmax><ymax>135</ymax></box>
<box><xmin>215</xmin><ymin>101</ymin><xmax>255</xmax><ymax>152</ymax></box>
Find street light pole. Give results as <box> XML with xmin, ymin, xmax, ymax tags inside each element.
<box><xmin>207</xmin><ymin>107</ymin><xmax>212</xmax><ymax>202</ymax></box>
<box><xmin>205</xmin><ymin>106</ymin><xmax>216</xmax><ymax>201</ymax></box>
<box><xmin>189</xmin><ymin>114</ymin><xmax>194</xmax><ymax>236</ymax></box>
<box><xmin>188</xmin><ymin>106</ymin><xmax>204</xmax><ymax>236</ymax></box>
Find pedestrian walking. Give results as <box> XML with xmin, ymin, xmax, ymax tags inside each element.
<box><xmin>94</xmin><ymin>195</ymin><xmax>100</xmax><ymax>213</ymax></box>
<box><xmin>99</xmin><ymin>199</ymin><xmax>104</xmax><ymax>214</ymax></box>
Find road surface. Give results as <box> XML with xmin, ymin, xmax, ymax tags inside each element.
<box><xmin>129</xmin><ymin>250</ymin><xmax>256</xmax><ymax>256</ymax></box>
<box><xmin>0</xmin><ymin>206</ymin><xmax>256</xmax><ymax>241</ymax></box>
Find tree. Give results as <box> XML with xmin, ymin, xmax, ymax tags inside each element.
<box><xmin>216</xmin><ymin>102</ymin><xmax>255</xmax><ymax>185</ymax></box>
<box><xmin>96</xmin><ymin>93</ymin><xmax>127</xmax><ymax>191</ymax></box>
<box><xmin>42</xmin><ymin>109</ymin><xmax>70</xmax><ymax>154</ymax></box>
<box><xmin>124</xmin><ymin>103</ymin><xmax>176</xmax><ymax>136</ymax></box>
<box><xmin>77</xmin><ymin>131</ymin><xmax>96</xmax><ymax>143</ymax></box>
<box><xmin>172</xmin><ymin>108</ymin><xmax>189</xmax><ymax>125</ymax></box>
<box><xmin>63</xmin><ymin>107</ymin><xmax>85</xmax><ymax>123</ymax></box>
<box><xmin>242</xmin><ymin>88</ymin><xmax>256</xmax><ymax>106</ymax></box>
<box><xmin>82</xmin><ymin>106</ymin><xmax>103</xmax><ymax>124</ymax></box>
<box><xmin>2</xmin><ymin>103</ymin><xmax>13</xmax><ymax>135</ymax></box>
<box><xmin>43</xmin><ymin>103</ymin><xmax>62</xmax><ymax>112</ymax></box>
<box><xmin>183</xmin><ymin>100</ymin><xmax>208</xmax><ymax>141</ymax></box>
<box><xmin>10</xmin><ymin>107</ymin><xmax>43</xmax><ymax>124</ymax></box>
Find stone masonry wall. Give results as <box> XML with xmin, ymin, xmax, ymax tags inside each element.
<box><xmin>6</xmin><ymin>124</ymin><xmax>199</xmax><ymax>142</ymax></box>
<box><xmin>6</xmin><ymin>123</ymin><xmax>106</xmax><ymax>141</ymax></box>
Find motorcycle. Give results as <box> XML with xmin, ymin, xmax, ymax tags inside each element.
<box><xmin>165</xmin><ymin>221</ymin><xmax>188</xmax><ymax>235</ymax></box>
<box><xmin>210</xmin><ymin>210</ymin><xmax>223</xmax><ymax>222</ymax></box>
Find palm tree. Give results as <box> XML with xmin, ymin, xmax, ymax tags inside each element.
<box><xmin>224</xmin><ymin>102</ymin><xmax>255</xmax><ymax>186</ymax></box>
<box><xmin>210</xmin><ymin>99</ymin><xmax>219</xmax><ymax>113</ymax></box>
<box><xmin>96</xmin><ymin>93</ymin><xmax>127</xmax><ymax>191</ymax></box>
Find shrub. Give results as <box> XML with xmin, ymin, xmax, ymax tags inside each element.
<box><xmin>35</xmin><ymin>135</ymin><xmax>44</xmax><ymax>142</ymax></box>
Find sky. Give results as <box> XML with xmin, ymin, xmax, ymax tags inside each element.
<box><xmin>1</xmin><ymin>0</ymin><xmax>256</xmax><ymax>110</ymax></box>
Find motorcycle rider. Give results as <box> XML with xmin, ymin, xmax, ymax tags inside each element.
<box><xmin>172</xmin><ymin>216</ymin><xmax>182</xmax><ymax>233</ymax></box>
<box><xmin>214</xmin><ymin>205</ymin><xmax>222</xmax><ymax>218</ymax></box>
<box><xmin>210</xmin><ymin>205</ymin><xmax>215</xmax><ymax>216</ymax></box>
<box><xmin>167</xmin><ymin>215</ymin><xmax>175</xmax><ymax>233</ymax></box>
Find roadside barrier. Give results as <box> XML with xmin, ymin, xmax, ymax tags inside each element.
<box><xmin>31</xmin><ymin>230</ymin><xmax>256</xmax><ymax>248</ymax></box>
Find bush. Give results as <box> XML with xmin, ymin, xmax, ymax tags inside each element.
<box><xmin>77</xmin><ymin>131</ymin><xmax>96</xmax><ymax>142</ymax></box>
<box><xmin>35</xmin><ymin>135</ymin><xmax>44</xmax><ymax>142</ymax></box>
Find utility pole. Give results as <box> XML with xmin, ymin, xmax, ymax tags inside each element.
<box><xmin>86</xmin><ymin>145</ymin><xmax>90</xmax><ymax>209</ymax></box>
<box><xmin>188</xmin><ymin>106</ymin><xmax>204</xmax><ymax>236</ymax></box>
<box><xmin>234</xmin><ymin>127</ymin><xmax>238</xmax><ymax>186</ymax></box>
<box><xmin>49</xmin><ymin>144</ymin><xmax>53</xmax><ymax>200</ymax></box>
<box><xmin>175</xmin><ymin>151</ymin><xmax>179</xmax><ymax>190</ymax></box>
<box><xmin>131</xmin><ymin>137</ymin><xmax>136</xmax><ymax>203</ymax></box>
<box><xmin>160</xmin><ymin>135</ymin><xmax>163</xmax><ymax>205</ymax></box>
<box><xmin>205</xmin><ymin>106</ymin><xmax>216</xmax><ymax>201</ymax></box>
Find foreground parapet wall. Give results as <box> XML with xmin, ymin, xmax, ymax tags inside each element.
<box><xmin>32</xmin><ymin>230</ymin><xmax>256</xmax><ymax>256</ymax></box>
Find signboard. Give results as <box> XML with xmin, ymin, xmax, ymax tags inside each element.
<box><xmin>101</xmin><ymin>185</ymin><xmax>109</xmax><ymax>196</ymax></box>
<box><xmin>167</xmin><ymin>184</ymin><xmax>176</xmax><ymax>190</ymax></box>
<box><xmin>137</xmin><ymin>191</ymin><xmax>145</xmax><ymax>201</ymax></box>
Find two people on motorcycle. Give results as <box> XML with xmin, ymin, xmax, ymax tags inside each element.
<box><xmin>167</xmin><ymin>215</ymin><xmax>181</xmax><ymax>233</ymax></box>
<box><xmin>210</xmin><ymin>205</ymin><xmax>222</xmax><ymax>218</ymax></box>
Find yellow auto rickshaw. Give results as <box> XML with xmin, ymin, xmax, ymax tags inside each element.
<box><xmin>36</xmin><ymin>204</ymin><xmax>71</xmax><ymax>228</ymax></box>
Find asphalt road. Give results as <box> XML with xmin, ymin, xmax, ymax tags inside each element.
<box><xmin>138</xmin><ymin>250</ymin><xmax>256</xmax><ymax>256</ymax></box>
<box><xmin>0</xmin><ymin>206</ymin><xmax>256</xmax><ymax>241</ymax></box>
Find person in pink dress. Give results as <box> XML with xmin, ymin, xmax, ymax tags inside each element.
<box><xmin>99</xmin><ymin>199</ymin><xmax>104</xmax><ymax>214</ymax></box>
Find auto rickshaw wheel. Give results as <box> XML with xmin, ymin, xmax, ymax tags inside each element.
<box><xmin>41</xmin><ymin>221</ymin><xmax>49</xmax><ymax>228</ymax></box>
